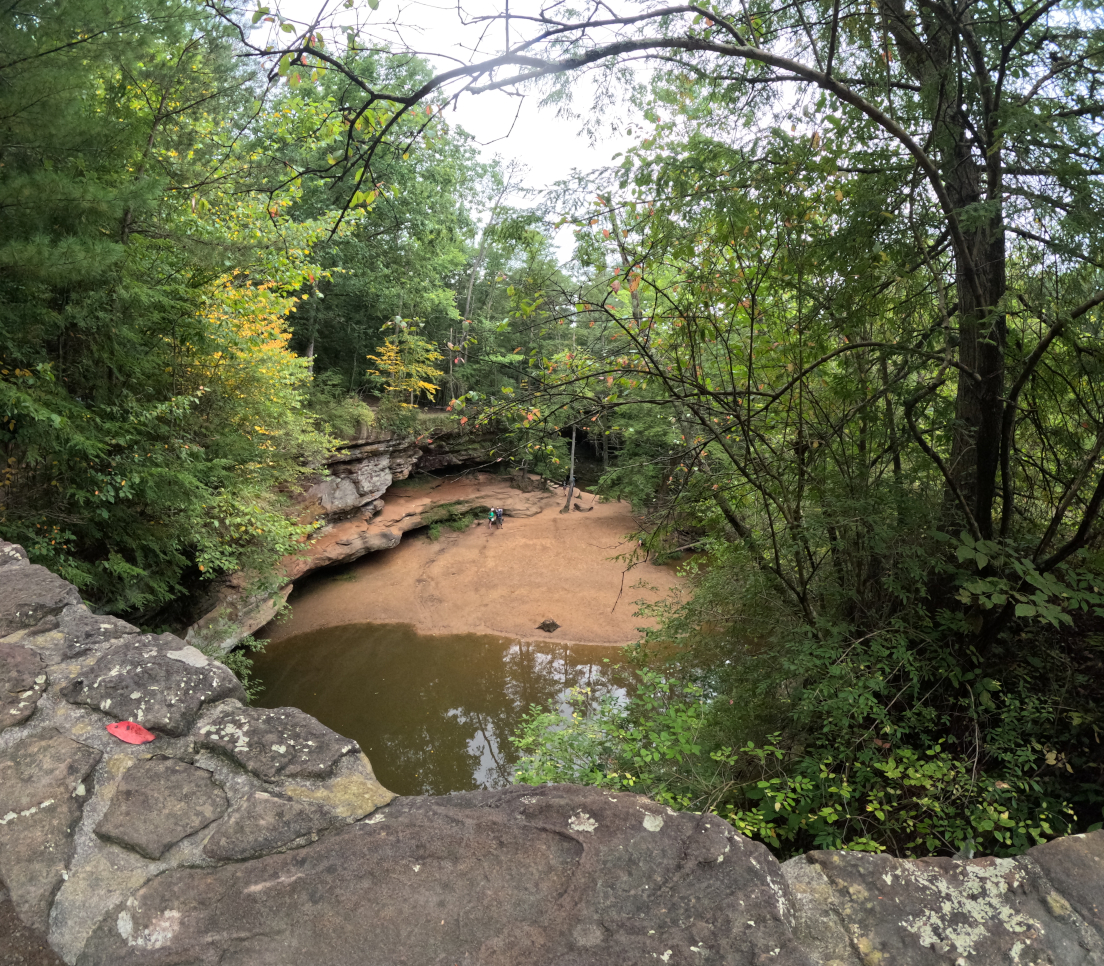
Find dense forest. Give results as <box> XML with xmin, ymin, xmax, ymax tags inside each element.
<box><xmin>0</xmin><ymin>0</ymin><xmax>558</xmax><ymax>613</ymax></box>
<box><xmin>3</xmin><ymin>0</ymin><xmax>1104</xmax><ymax>859</ymax></box>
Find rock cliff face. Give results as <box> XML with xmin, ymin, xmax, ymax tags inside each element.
<box><xmin>297</xmin><ymin>430</ymin><xmax>500</xmax><ymax>526</ymax></box>
<box><xmin>2</xmin><ymin>546</ymin><xmax>1104</xmax><ymax>966</ymax></box>
<box><xmin>185</xmin><ymin>428</ymin><xmax>497</xmax><ymax>651</ymax></box>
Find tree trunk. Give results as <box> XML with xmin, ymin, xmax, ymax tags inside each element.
<box><xmin>881</xmin><ymin>0</ymin><xmax>1007</xmax><ymax>536</ymax></box>
<box><xmin>950</xmin><ymin>227</ymin><xmax>1006</xmax><ymax>538</ymax></box>
<box><xmin>939</xmin><ymin>127</ymin><xmax>1006</xmax><ymax>537</ymax></box>
<box><xmin>464</xmin><ymin>171</ymin><xmax>515</xmax><ymax>319</ymax></box>
<box><xmin>561</xmin><ymin>426</ymin><xmax>576</xmax><ymax>513</ymax></box>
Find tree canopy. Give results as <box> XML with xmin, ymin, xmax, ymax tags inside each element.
<box><xmin>0</xmin><ymin>0</ymin><xmax>489</xmax><ymax>616</ymax></box>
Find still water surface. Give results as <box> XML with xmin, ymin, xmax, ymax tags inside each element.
<box><xmin>253</xmin><ymin>622</ymin><xmax>630</xmax><ymax>796</ymax></box>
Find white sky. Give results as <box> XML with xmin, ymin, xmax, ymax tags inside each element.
<box><xmin>443</xmin><ymin>77</ymin><xmax>637</xmax><ymax>255</ymax></box>
<box><xmin>283</xmin><ymin>0</ymin><xmax>644</xmax><ymax>253</ymax></box>
<box><xmin>381</xmin><ymin>0</ymin><xmax>639</xmax><ymax>192</ymax></box>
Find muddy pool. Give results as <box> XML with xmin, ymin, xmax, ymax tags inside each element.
<box><xmin>253</xmin><ymin>622</ymin><xmax>630</xmax><ymax>796</ymax></box>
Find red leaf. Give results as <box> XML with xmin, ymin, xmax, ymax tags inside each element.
<box><xmin>107</xmin><ymin>721</ymin><xmax>156</xmax><ymax>744</ymax></box>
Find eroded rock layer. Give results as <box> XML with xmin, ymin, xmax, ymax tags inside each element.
<box><xmin>1</xmin><ymin>543</ymin><xmax>1103</xmax><ymax>966</ymax></box>
<box><xmin>184</xmin><ymin>427</ymin><xmax>497</xmax><ymax>651</ymax></box>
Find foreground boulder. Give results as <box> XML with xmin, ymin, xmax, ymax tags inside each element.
<box><xmin>783</xmin><ymin>841</ymin><xmax>1104</xmax><ymax>965</ymax></box>
<box><xmin>60</xmin><ymin>638</ymin><xmax>245</xmax><ymax>737</ymax></box>
<box><xmin>0</xmin><ymin>640</ymin><xmax>47</xmax><ymax>732</ymax></box>
<box><xmin>2</xmin><ymin>541</ymin><xmax>1104</xmax><ymax>966</ymax></box>
<box><xmin>196</xmin><ymin>702</ymin><xmax>359</xmax><ymax>781</ymax></box>
<box><xmin>79</xmin><ymin>785</ymin><xmax>807</xmax><ymax>966</ymax></box>
<box><xmin>0</xmin><ymin>541</ymin><xmax>394</xmax><ymax>964</ymax></box>
<box><xmin>93</xmin><ymin>758</ymin><xmax>229</xmax><ymax>860</ymax></box>
<box><xmin>0</xmin><ymin>729</ymin><xmax>101</xmax><ymax>931</ymax></box>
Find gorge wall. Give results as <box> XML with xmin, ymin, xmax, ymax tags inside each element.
<box><xmin>184</xmin><ymin>427</ymin><xmax>499</xmax><ymax>651</ymax></box>
<box><xmin>2</xmin><ymin>543</ymin><xmax>1104</xmax><ymax>965</ymax></box>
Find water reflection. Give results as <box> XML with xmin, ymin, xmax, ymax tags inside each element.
<box><xmin>253</xmin><ymin>622</ymin><xmax>630</xmax><ymax>796</ymax></box>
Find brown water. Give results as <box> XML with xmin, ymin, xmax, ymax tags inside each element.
<box><xmin>252</xmin><ymin>622</ymin><xmax>630</xmax><ymax>796</ymax></box>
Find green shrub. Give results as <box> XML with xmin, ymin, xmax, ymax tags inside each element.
<box><xmin>512</xmin><ymin>547</ymin><xmax>1104</xmax><ymax>859</ymax></box>
<box><xmin>514</xmin><ymin>656</ymin><xmax>1086</xmax><ymax>858</ymax></box>
<box><xmin>376</xmin><ymin>394</ymin><xmax>420</xmax><ymax>434</ymax></box>
<box><xmin>198</xmin><ymin>634</ymin><xmax>267</xmax><ymax>703</ymax></box>
<box><xmin>422</xmin><ymin>502</ymin><xmax>484</xmax><ymax>533</ymax></box>
<box><xmin>308</xmin><ymin>373</ymin><xmax>375</xmax><ymax>440</ymax></box>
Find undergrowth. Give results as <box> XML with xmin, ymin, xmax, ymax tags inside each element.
<box><xmin>512</xmin><ymin>534</ymin><xmax>1104</xmax><ymax>859</ymax></box>
<box><xmin>425</xmin><ymin>502</ymin><xmax>484</xmax><ymax>540</ymax></box>
<box><xmin>198</xmin><ymin>634</ymin><xmax>268</xmax><ymax>703</ymax></box>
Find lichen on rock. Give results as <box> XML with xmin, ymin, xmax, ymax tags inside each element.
<box><xmin>59</xmin><ymin>634</ymin><xmax>246</xmax><ymax>736</ymax></box>
<box><xmin>195</xmin><ymin>702</ymin><xmax>360</xmax><ymax>782</ymax></box>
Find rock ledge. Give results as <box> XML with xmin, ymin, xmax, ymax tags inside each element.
<box><xmin>1</xmin><ymin>541</ymin><xmax>1102</xmax><ymax>966</ymax></box>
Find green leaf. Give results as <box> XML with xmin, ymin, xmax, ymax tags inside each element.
<box><xmin>367</xmin><ymin>0</ymin><xmax>379</xmax><ymax>9</ymax></box>
<box><xmin>1025</xmin><ymin>571</ymin><xmax>1051</xmax><ymax>591</ymax></box>
<box><xmin>1015</xmin><ymin>603</ymin><xmax>1037</xmax><ymax>617</ymax></box>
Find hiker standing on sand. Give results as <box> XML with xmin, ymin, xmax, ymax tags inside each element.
<box><xmin>495</xmin><ymin>507</ymin><xmax>504</xmax><ymax>528</ymax></box>
<box><xmin>487</xmin><ymin>508</ymin><xmax>496</xmax><ymax>529</ymax></box>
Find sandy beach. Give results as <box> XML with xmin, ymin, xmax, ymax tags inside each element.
<box><xmin>263</xmin><ymin>474</ymin><xmax>687</xmax><ymax>645</ymax></box>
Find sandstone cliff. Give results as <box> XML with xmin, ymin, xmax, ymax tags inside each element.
<box><xmin>185</xmin><ymin>428</ymin><xmax>498</xmax><ymax>651</ymax></box>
